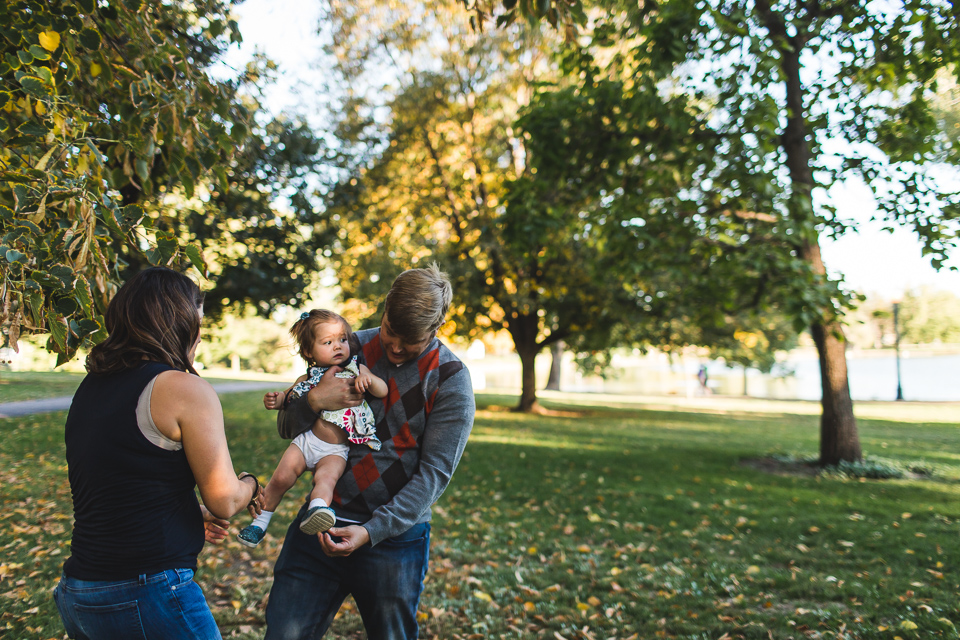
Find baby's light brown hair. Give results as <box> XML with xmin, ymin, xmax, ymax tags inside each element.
<box><xmin>290</xmin><ymin>309</ymin><xmax>355</xmax><ymax>366</ymax></box>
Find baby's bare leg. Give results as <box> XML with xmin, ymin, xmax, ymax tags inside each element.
<box><xmin>262</xmin><ymin>445</ymin><xmax>308</xmax><ymax>512</ymax></box>
<box><xmin>309</xmin><ymin>454</ymin><xmax>348</xmax><ymax>505</ymax></box>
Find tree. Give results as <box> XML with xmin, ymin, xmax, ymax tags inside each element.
<box><xmin>315</xmin><ymin>0</ymin><xmax>653</xmax><ymax>411</ymax></box>
<box><xmin>470</xmin><ymin>0</ymin><xmax>960</xmax><ymax>464</ymax></box>
<box><xmin>0</xmin><ymin>0</ymin><xmax>328</xmax><ymax>364</ymax></box>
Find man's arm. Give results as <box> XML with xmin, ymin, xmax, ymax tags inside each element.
<box><xmin>277</xmin><ymin>367</ymin><xmax>363</xmax><ymax>439</ymax></box>
<box><xmin>362</xmin><ymin>366</ymin><xmax>475</xmax><ymax>546</ymax></box>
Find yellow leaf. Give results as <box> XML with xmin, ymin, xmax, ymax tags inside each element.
<box><xmin>900</xmin><ymin>621</ymin><xmax>918</xmax><ymax>630</ymax></box>
<box><xmin>902</xmin><ymin>512</ymin><xmax>912</xmax><ymax>519</ymax></box>
<box><xmin>609</xmin><ymin>567</ymin><xmax>621</xmax><ymax>576</ymax></box>
<box><xmin>587</xmin><ymin>513</ymin><xmax>602</xmax><ymax>523</ymax></box>
<box><xmin>877</xmin><ymin>626</ymin><xmax>888</xmax><ymax>632</ymax></box>
<box><xmin>39</xmin><ymin>31</ymin><xmax>60</xmax><ymax>51</ymax></box>
<box><xmin>523</xmin><ymin>601</ymin><xmax>536</xmax><ymax>612</ymax></box>
<box><xmin>90</xmin><ymin>63</ymin><xmax>102</xmax><ymax>78</ymax></box>
<box><xmin>473</xmin><ymin>591</ymin><xmax>492</xmax><ymax>602</ymax></box>
<box><xmin>577</xmin><ymin>545</ymin><xmax>591</xmax><ymax>553</ymax></box>
<box><xmin>746</xmin><ymin>565</ymin><xmax>760</xmax><ymax>574</ymax></box>
<box><xmin>416</xmin><ymin>611</ymin><xmax>428</xmax><ymax>622</ymax></box>
<box><xmin>527</xmin><ymin>546</ymin><xmax>537</xmax><ymax>555</ymax></box>
<box><xmin>576</xmin><ymin>602</ymin><xmax>590</xmax><ymax>611</ymax></box>
<box><xmin>230</xmin><ymin>600</ymin><xmax>241</xmax><ymax>610</ymax></box>
<box><xmin>587</xmin><ymin>596</ymin><xmax>602</xmax><ymax>607</ymax></box>
<box><xmin>35</xmin><ymin>100</ymin><xmax>46</xmax><ymax>115</ymax></box>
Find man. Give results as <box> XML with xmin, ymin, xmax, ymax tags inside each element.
<box><xmin>264</xmin><ymin>264</ymin><xmax>476</xmax><ymax>640</ymax></box>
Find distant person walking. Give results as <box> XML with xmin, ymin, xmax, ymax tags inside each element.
<box><xmin>264</xmin><ymin>264</ymin><xmax>476</xmax><ymax>640</ymax></box>
<box><xmin>697</xmin><ymin>365</ymin><xmax>710</xmax><ymax>395</ymax></box>
<box><xmin>54</xmin><ymin>267</ymin><xmax>264</xmax><ymax>640</ymax></box>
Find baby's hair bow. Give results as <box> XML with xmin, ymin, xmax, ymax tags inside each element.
<box><xmin>300</xmin><ymin>312</ymin><xmax>310</xmax><ymax>320</ymax></box>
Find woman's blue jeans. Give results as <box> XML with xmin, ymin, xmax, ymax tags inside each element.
<box><xmin>53</xmin><ymin>568</ymin><xmax>221</xmax><ymax>640</ymax></box>
<box><xmin>264</xmin><ymin>510</ymin><xmax>430</xmax><ymax>640</ymax></box>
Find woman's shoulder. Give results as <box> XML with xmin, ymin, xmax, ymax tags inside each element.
<box><xmin>153</xmin><ymin>370</ymin><xmax>217</xmax><ymax>402</ymax></box>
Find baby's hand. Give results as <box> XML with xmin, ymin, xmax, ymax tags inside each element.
<box><xmin>263</xmin><ymin>391</ymin><xmax>284</xmax><ymax>410</ymax></box>
<box><xmin>354</xmin><ymin>374</ymin><xmax>371</xmax><ymax>394</ymax></box>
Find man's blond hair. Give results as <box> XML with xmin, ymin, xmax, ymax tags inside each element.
<box><xmin>383</xmin><ymin>263</ymin><xmax>452</xmax><ymax>342</ymax></box>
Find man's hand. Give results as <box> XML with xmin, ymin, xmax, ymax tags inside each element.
<box><xmin>319</xmin><ymin>525</ymin><xmax>370</xmax><ymax>557</ymax></box>
<box><xmin>200</xmin><ymin>506</ymin><xmax>230</xmax><ymax>544</ymax></box>
<box><xmin>306</xmin><ymin>366</ymin><xmax>363</xmax><ymax>413</ymax></box>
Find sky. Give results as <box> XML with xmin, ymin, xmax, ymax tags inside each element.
<box><xmin>220</xmin><ymin>0</ymin><xmax>960</xmax><ymax>301</ymax></box>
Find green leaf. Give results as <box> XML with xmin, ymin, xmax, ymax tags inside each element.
<box><xmin>19</xmin><ymin>75</ymin><xmax>52</xmax><ymax>99</ymax></box>
<box><xmin>28</xmin><ymin>45</ymin><xmax>51</xmax><ymax>61</ymax></box>
<box><xmin>56</xmin><ymin>296</ymin><xmax>79</xmax><ymax>315</ymax></box>
<box><xmin>183</xmin><ymin>244</ymin><xmax>207</xmax><ymax>276</ymax></box>
<box><xmin>0</xmin><ymin>204</ymin><xmax>13</xmax><ymax>220</ymax></box>
<box><xmin>5</xmin><ymin>249</ymin><xmax>26</xmax><ymax>263</ymax></box>
<box><xmin>78</xmin><ymin>27</ymin><xmax>102</xmax><ymax>51</ymax></box>
<box><xmin>75</xmin><ymin>278</ymin><xmax>94</xmax><ymax>315</ymax></box>
<box><xmin>25</xmin><ymin>291</ymin><xmax>43</xmax><ymax>326</ymax></box>
<box><xmin>46</xmin><ymin>312</ymin><xmax>68</xmax><ymax>350</ymax></box>
<box><xmin>121</xmin><ymin>204</ymin><xmax>144</xmax><ymax>226</ymax></box>
<box><xmin>17</xmin><ymin>49</ymin><xmax>34</xmax><ymax>65</ymax></box>
<box><xmin>77</xmin><ymin>0</ymin><xmax>96</xmax><ymax>12</ymax></box>
<box><xmin>4</xmin><ymin>53</ymin><xmax>20</xmax><ymax>70</ymax></box>
<box><xmin>100</xmin><ymin>206</ymin><xmax>122</xmax><ymax>234</ymax></box>
<box><xmin>135</xmin><ymin>158</ymin><xmax>149</xmax><ymax>182</ymax></box>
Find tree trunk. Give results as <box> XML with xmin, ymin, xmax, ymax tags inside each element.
<box><xmin>545</xmin><ymin>340</ymin><xmax>563</xmax><ymax>391</ymax></box>
<box><xmin>510</xmin><ymin>314</ymin><xmax>542</xmax><ymax>412</ymax></box>
<box><xmin>811</xmin><ymin>319</ymin><xmax>861</xmax><ymax>465</ymax></box>
<box><xmin>516</xmin><ymin>343</ymin><xmax>541</xmax><ymax>412</ymax></box>
<box><xmin>742</xmin><ymin>366</ymin><xmax>748</xmax><ymax>396</ymax></box>
<box><xmin>772</xmin><ymin>19</ymin><xmax>860</xmax><ymax>465</ymax></box>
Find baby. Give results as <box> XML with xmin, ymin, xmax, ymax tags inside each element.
<box><xmin>237</xmin><ymin>310</ymin><xmax>387</xmax><ymax>547</ymax></box>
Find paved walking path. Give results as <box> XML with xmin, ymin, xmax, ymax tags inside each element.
<box><xmin>0</xmin><ymin>381</ymin><xmax>276</xmax><ymax>418</ymax></box>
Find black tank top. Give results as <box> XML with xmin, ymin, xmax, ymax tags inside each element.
<box><xmin>63</xmin><ymin>361</ymin><xmax>204</xmax><ymax>580</ymax></box>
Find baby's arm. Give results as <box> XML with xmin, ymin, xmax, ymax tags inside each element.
<box><xmin>264</xmin><ymin>376</ymin><xmax>307</xmax><ymax>410</ymax></box>
<box><xmin>263</xmin><ymin>391</ymin><xmax>285</xmax><ymax>410</ymax></box>
<box><xmin>356</xmin><ymin>363</ymin><xmax>388</xmax><ymax>398</ymax></box>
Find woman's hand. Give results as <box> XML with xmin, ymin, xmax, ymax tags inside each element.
<box><xmin>200</xmin><ymin>506</ymin><xmax>230</xmax><ymax>544</ymax></box>
<box><xmin>319</xmin><ymin>525</ymin><xmax>370</xmax><ymax>557</ymax></box>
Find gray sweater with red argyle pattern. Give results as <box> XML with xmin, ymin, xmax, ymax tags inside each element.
<box><xmin>276</xmin><ymin>328</ymin><xmax>475</xmax><ymax>546</ymax></box>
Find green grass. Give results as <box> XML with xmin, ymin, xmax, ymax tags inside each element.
<box><xmin>3</xmin><ymin>392</ymin><xmax>960</xmax><ymax>639</ymax></box>
<box><xmin>0</xmin><ymin>371</ymin><xmax>86</xmax><ymax>403</ymax></box>
<box><xmin>0</xmin><ymin>370</ymin><xmax>276</xmax><ymax>405</ymax></box>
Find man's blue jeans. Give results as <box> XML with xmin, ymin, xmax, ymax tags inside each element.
<box><xmin>264</xmin><ymin>508</ymin><xmax>430</xmax><ymax>640</ymax></box>
<box><xmin>53</xmin><ymin>568</ymin><xmax>221</xmax><ymax>640</ymax></box>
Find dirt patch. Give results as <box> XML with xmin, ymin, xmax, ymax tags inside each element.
<box><xmin>740</xmin><ymin>456</ymin><xmax>821</xmax><ymax>477</ymax></box>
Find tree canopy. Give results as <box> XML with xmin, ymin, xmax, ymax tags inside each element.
<box><xmin>1</xmin><ymin>0</ymin><xmax>328</xmax><ymax>364</ymax></box>
<box><xmin>470</xmin><ymin>0</ymin><xmax>960</xmax><ymax>463</ymax></box>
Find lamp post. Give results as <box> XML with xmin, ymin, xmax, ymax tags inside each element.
<box><xmin>893</xmin><ymin>301</ymin><xmax>903</xmax><ymax>401</ymax></box>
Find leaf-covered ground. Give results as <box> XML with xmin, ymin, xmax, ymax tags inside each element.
<box><xmin>3</xmin><ymin>391</ymin><xmax>960</xmax><ymax>639</ymax></box>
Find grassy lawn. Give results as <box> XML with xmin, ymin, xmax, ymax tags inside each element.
<box><xmin>0</xmin><ymin>370</ymin><xmax>278</xmax><ymax>404</ymax></box>
<box><xmin>0</xmin><ymin>371</ymin><xmax>86</xmax><ymax>403</ymax></box>
<box><xmin>3</xmin><ymin>392</ymin><xmax>960</xmax><ymax>639</ymax></box>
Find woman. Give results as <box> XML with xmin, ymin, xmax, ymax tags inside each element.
<box><xmin>54</xmin><ymin>267</ymin><xmax>264</xmax><ymax>639</ymax></box>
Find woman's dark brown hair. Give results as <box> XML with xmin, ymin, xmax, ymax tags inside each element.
<box><xmin>290</xmin><ymin>309</ymin><xmax>355</xmax><ymax>366</ymax></box>
<box><xmin>86</xmin><ymin>267</ymin><xmax>205</xmax><ymax>375</ymax></box>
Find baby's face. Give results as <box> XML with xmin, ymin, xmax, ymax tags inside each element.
<box><xmin>309</xmin><ymin>321</ymin><xmax>350</xmax><ymax>367</ymax></box>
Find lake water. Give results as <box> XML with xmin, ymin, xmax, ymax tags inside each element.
<box><xmin>466</xmin><ymin>350</ymin><xmax>960</xmax><ymax>403</ymax></box>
